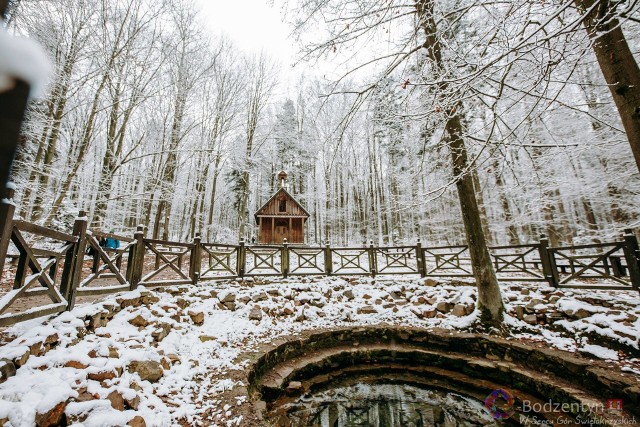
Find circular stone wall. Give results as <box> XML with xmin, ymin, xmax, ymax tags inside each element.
<box><xmin>248</xmin><ymin>327</ymin><xmax>639</xmax><ymax>426</ymax></box>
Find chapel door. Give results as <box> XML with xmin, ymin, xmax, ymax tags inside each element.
<box><xmin>274</xmin><ymin>220</ymin><xmax>289</xmax><ymax>243</ymax></box>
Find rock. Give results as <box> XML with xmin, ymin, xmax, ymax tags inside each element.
<box><xmin>514</xmin><ymin>306</ymin><xmax>525</xmax><ymax>320</ymax></box>
<box><xmin>547</xmin><ymin>311</ymin><xmax>563</xmax><ymax>321</ymax></box>
<box><xmin>199</xmin><ymin>335</ymin><xmax>216</xmax><ymax>342</ymax></box>
<box><xmin>140</xmin><ymin>293</ymin><xmax>160</xmax><ymax>305</ymax></box>
<box><xmin>116</xmin><ymin>296</ymin><xmax>141</xmax><ymax>308</ymax></box>
<box><xmin>525</xmin><ymin>299</ymin><xmax>545</xmax><ymax>312</ymax></box>
<box><xmin>238</xmin><ymin>296</ymin><xmax>251</xmax><ymax>304</ymax></box>
<box><xmin>176</xmin><ymin>298</ymin><xmax>190</xmax><ymax>309</ymax></box>
<box><xmin>167</xmin><ymin>354</ymin><xmax>180</xmax><ymax>365</ymax></box>
<box><xmin>160</xmin><ymin>358</ymin><xmax>170</xmax><ymax>370</ymax></box>
<box><xmin>75</xmin><ymin>390</ymin><xmax>96</xmax><ymax>403</ymax></box>
<box><xmin>88</xmin><ymin>369</ymin><xmax>119</xmax><ymax>381</ymax></box>
<box><xmin>35</xmin><ymin>401</ymin><xmax>66</xmax><ymax>427</ymax></box>
<box><xmin>412</xmin><ymin>308</ymin><xmax>437</xmax><ymax>319</ymax></box>
<box><xmin>524</xmin><ymin>314</ymin><xmax>538</xmax><ymax>325</ymax></box>
<box><xmin>86</xmin><ymin>312</ymin><xmax>107</xmax><ymax>330</ymax></box>
<box><xmin>127</xmin><ymin>415</ymin><xmax>147</xmax><ymax>427</ymax></box>
<box><xmin>389</xmin><ymin>291</ymin><xmax>403</xmax><ymax>300</ymax></box>
<box><xmin>451</xmin><ymin>304</ymin><xmax>466</xmax><ymax>317</ymax></box>
<box><xmin>29</xmin><ymin>341</ymin><xmax>43</xmax><ymax>356</ymax></box>
<box><xmin>128</xmin><ymin>315</ymin><xmax>148</xmax><ymax>327</ymax></box>
<box><xmin>13</xmin><ymin>348</ymin><xmax>30</xmax><ymax>367</ymax></box>
<box><xmin>64</xmin><ymin>360</ymin><xmax>88</xmax><ymax>370</ymax></box>
<box><xmin>0</xmin><ymin>359</ymin><xmax>16</xmax><ymax>382</ymax></box>
<box><xmin>573</xmin><ymin>308</ymin><xmax>591</xmax><ymax>320</ymax></box>
<box><xmin>520</xmin><ymin>289</ymin><xmax>530</xmax><ymax>295</ymax></box>
<box><xmin>436</xmin><ymin>302</ymin><xmax>451</xmax><ymax>313</ymax></box>
<box><xmin>45</xmin><ymin>334</ymin><xmax>59</xmax><ymax>345</ymax></box>
<box><xmin>152</xmin><ymin>323</ymin><xmax>172</xmax><ymax>342</ymax></box>
<box><xmin>342</xmin><ymin>290</ymin><xmax>355</xmax><ymax>300</ymax></box>
<box><xmin>362</xmin><ymin>294</ymin><xmax>372</xmax><ymax>300</ymax></box>
<box><xmin>218</xmin><ymin>290</ymin><xmax>236</xmax><ymax>303</ymax></box>
<box><xmin>286</xmin><ymin>381</ymin><xmax>303</xmax><ymax>394</ymax></box>
<box><xmin>249</xmin><ymin>306</ymin><xmax>263</xmax><ymax>321</ymax></box>
<box><xmin>223</xmin><ymin>301</ymin><xmax>237</xmax><ymax>311</ymax></box>
<box><xmin>125</xmin><ymin>393</ymin><xmax>140</xmax><ymax>410</ymax></box>
<box><xmin>357</xmin><ymin>306</ymin><xmax>378</xmax><ymax>314</ymax></box>
<box><xmin>424</xmin><ymin>278</ymin><xmax>438</xmax><ymax>287</ymax></box>
<box><xmin>282</xmin><ymin>305</ymin><xmax>294</xmax><ymax>316</ymax></box>
<box><xmin>128</xmin><ymin>361</ymin><xmax>163</xmax><ymax>382</ymax></box>
<box><xmin>251</xmin><ymin>292</ymin><xmax>268</xmax><ymax>302</ymax></box>
<box><xmin>107</xmin><ymin>390</ymin><xmax>125</xmax><ymax>411</ymax></box>
<box><xmin>188</xmin><ymin>311</ymin><xmax>205</xmax><ymax>325</ymax></box>
<box><xmin>108</xmin><ymin>347</ymin><xmax>119</xmax><ymax>358</ymax></box>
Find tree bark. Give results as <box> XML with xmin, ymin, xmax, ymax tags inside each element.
<box><xmin>576</xmin><ymin>0</ymin><xmax>640</xmax><ymax>172</ymax></box>
<box><xmin>416</xmin><ymin>0</ymin><xmax>503</xmax><ymax>323</ymax></box>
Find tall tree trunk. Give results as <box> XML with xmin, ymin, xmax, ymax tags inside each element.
<box><xmin>447</xmin><ymin>114</ymin><xmax>503</xmax><ymax>323</ymax></box>
<box><xmin>416</xmin><ymin>0</ymin><xmax>503</xmax><ymax>323</ymax></box>
<box><xmin>576</xmin><ymin>0</ymin><xmax>640</xmax><ymax>172</ymax></box>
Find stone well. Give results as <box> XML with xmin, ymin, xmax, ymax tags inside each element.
<box><xmin>248</xmin><ymin>327</ymin><xmax>639</xmax><ymax>426</ymax></box>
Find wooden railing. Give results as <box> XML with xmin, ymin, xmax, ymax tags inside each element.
<box><xmin>0</xmin><ymin>187</ymin><xmax>639</xmax><ymax>326</ymax></box>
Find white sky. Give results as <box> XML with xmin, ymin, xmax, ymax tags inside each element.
<box><xmin>196</xmin><ymin>0</ymin><xmax>298</xmax><ymax>70</ymax></box>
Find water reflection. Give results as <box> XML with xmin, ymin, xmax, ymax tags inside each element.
<box><xmin>280</xmin><ymin>383</ymin><xmax>500</xmax><ymax>427</ymax></box>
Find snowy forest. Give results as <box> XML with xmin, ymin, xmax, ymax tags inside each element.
<box><xmin>4</xmin><ymin>0</ymin><xmax>640</xmax><ymax>247</ymax></box>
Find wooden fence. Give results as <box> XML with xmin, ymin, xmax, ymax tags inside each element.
<box><xmin>0</xmin><ymin>188</ymin><xmax>638</xmax><ymax>326</ymax></box>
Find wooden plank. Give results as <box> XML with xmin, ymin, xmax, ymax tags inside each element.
<box><xmin>13</xmin><ymin>220</ymin><xmax>77</xmax><ymax>242</ymax></box>
<box><xmin>76</xmin><ymin>284</ymin><xmax>130</xmax><ymax>296</ymax></box>
<box><xmin>91</xmin><ymin>230</ymin><xmax>134</xmax><ymax>242</ymax></box>
<box><xmin>0</xmin><ymin>303</ymin><xmax>67</xmax><ymax>327</ymax></box>
<box><xmin>557</xmin><ymin>284</ymin><xmax>632</xmax><ymax>291</ymax></box>
<box><xmin>139</xmin><ymin>279</ymin><xmax>193</xmax><ymax>287</ymax></box>
<box><xmin>143</xmin><ymin>238</ymin><xmax>194</xmax><ymax>248</ymax></box>
<box><xmin>10</xmin><ymin>230</ymin><xmax>60</xmax><ymax>299</ymax></box>
<box><xmin>551</xmin><ymin>242</ymin><xmax>623</xmax><ymax>251</ymax></box>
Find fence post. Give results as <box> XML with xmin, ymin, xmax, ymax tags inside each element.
<box><xmin>538</xmin><ymin>234</ymin><xmax>558</xmax><ymax>287</ymax></box>
<box><xmin>0</xmin><ymin>184</ymin><xmax>16</xmax><ymax>279</ymax></box>
<box><xmin>59</xmin><ymin>210</ymin><xmax>88</xmax><ymax>310</ymax></box>
<box><xmin>237</xmin><ymin>239</ymin><xmax>245</xmax><ymax>278</ymax></box>
<box><xmin>190</xmin><ymin>233</ymin><xmax>202</xmax><ymax>284</ymax></box>
<box><xmin>369</xmin><ymin>240</ymin><xmax>377</xmax><ymax>277</ymax></box>
<box><xmin>622</xmin><ymin>229</ymin><xmax>640</xmax><ymax>291</ymax></box>
<box><xmin>282</xmin><ymin>238</ymin><xmax>289</xmax><ymax>278</ymax></box>
<box><xmin>416</xmin><ymin>238</ymin><xmax>426</xmax><ymax>278</ymax></box>
<box><xmin>324</xmin><ymin>242</ymin><xmax>332</xmax><ymax>275</ymax></box>
<box><xmin>127</xmin><ymin>225</ymin><xmax>145</xmax><ymax>290</ymax></box>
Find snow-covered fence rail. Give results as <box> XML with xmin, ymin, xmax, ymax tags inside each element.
<box><xmin>0</xmin><ymin>187</ymin><xmax>639</xmax><ymax>325</ymax></box>
<box><xmin>547</xmin><ymin>233</ymin><xmax>640</xmax><ymax>291</ymax></box>
<box><xmin>0</xmin><ymin>188</ymin><xmax>88</xmax><ymax>325</ymax></box>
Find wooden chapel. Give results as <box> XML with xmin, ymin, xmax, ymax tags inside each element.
<box><xmin>254</xmin><ymin>171</ymin><xmax>309</xmax><ymax>244</ymax></box>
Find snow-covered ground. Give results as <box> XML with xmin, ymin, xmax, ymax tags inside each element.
<box><xmin>0</xmin><ymin>276</ymin><xmax>638</xmax><ymax>426</ymax></box>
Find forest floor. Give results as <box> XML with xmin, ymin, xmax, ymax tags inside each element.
<box><xmin>0</xmin><ymin>276</ymin><xmax>638</xmax><ymax>426</ymax></box>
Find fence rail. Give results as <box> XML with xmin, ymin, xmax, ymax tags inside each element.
<box><xmin>0</xmin><ymin>188</ymin><xmax>638</xmax><ymax>326</ymax></box>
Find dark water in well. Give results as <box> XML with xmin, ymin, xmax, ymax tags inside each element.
<box><xmin>280</xmin><ymin>383</ymin><xmax>500</xmax><ymax>427</ymax></box>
